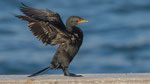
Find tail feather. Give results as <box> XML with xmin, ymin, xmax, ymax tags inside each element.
<box><xmin>28</xmin><ymin>64</ymin><xmax>61</xmax><ymax>77</ymax></box>
<box><xmin>28</xmin><ymin>66</ymin><xmax>50</xmax><ymax>77</ymax></box>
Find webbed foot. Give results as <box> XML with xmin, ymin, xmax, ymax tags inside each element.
<box><xmin>62</xmin><ymin>68</ymin><xmax>83</xmax><ymax>77</ymax></box>
<box><xmin>64</xmin><ymin>73</ymin><xmax>83</xmax><ymax>77</ymax></box>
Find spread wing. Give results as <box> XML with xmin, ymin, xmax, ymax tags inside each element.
<box><xmin>16</xmin><ymin>3</ymin><xmax>71</xmax><ymax>46</ymax></box>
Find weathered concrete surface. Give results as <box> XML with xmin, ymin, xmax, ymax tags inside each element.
<box><xmin>0</xmin><ymin>73</ymin><xmax>150</xmax><ymax>84</ymax></box>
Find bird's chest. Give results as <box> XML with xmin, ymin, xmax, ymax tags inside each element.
<box><xmin>63</xmin><ymin>38</ymin><xmax>80</xmax><ymax>57</ymax></box>
<box><xmin>61</xmin><ymin>32</ymin><xmax>82</xmax><ymax>56</ymax></box>
<box><xmin>66</xmin><ymin>44</ymin><xmax>79</xmax><ymax>56</ymax></box>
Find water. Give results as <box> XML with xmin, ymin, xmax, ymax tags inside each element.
<box><xmin>0</xmin><ymin>0</ymin><xmax>150</xmax><ymax>75</ymax></box>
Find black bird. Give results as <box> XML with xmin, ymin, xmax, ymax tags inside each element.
<box><xmin>15</xmin><ymin>3</ymin><xmax>88</xmax><ymax>77</ymax></box>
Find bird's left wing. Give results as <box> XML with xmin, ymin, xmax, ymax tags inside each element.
<box><xmin>15</xmin><ymin>3</ymin><xmax>72</xmax><ymax>46</ymax></box>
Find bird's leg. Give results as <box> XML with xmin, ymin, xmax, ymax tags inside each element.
<box><xmin>62</xmin><ymin>68</ymin><xmax>83</xmax><ymax>77</ymax></box>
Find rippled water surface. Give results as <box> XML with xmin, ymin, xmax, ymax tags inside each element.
<box><xmin>0</xmin><ymin>0</ymin><xmax>150</xmax><ymax>75</ymax></box>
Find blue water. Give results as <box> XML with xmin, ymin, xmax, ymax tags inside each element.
<box><xmin>1</xmin><ymin>0</ymin><xmax>150</xmax><ymax>75</ymax></box>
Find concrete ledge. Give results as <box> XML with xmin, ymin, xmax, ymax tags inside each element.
<box><xmin>0</xmin><ymin>73</ymin><xmax>150</xmax><ymax>84</ymax></box>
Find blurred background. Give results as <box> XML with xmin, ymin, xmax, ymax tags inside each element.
<box><xmin>0</xmin><ymin>0</ymin><xmax>150</xmax><ymax>75</ymax></box>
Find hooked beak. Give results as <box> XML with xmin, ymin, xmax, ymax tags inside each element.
<box><xmin>78</xmin><ymin>19</ymin><xmax>88</xmax><ymax>24</ymax></box>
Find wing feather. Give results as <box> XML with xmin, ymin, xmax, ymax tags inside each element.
<box><xmin>20</xmin><ymin>3</ymin><xmax>66</xmax><ymax>31</ymax></box>
<box><xmin>15</xmin><ymin>3</ymin><xmax>71</xmax><ymax>46</ymax></box>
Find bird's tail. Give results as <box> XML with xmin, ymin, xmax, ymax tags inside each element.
<box><xmin>28</xmin><ymin>66</ymin><xmax>50</xmax><ymax>77</ymax></box>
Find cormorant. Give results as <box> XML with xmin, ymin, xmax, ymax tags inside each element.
<box><xmin>15</xmin><ymin>3</ymin><xmax>88</xmax><ymax>77</ymax></box>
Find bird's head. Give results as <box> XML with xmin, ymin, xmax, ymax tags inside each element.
<box><xmin>66</xmin><ymin>16</ymin><xmax>88</xmax><ymax>26</ymax></box>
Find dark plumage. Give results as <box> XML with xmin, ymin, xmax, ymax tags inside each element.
<box><xmin>15</xmin><ymin>3</ymin><xmax>88</xmax><ymax>77</ymax></box>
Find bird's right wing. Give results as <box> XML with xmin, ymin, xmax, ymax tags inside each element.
<box><xmin>20</xmin><ymin>3</ymin><xmax>66</xmax><ymax>31</ymax></box>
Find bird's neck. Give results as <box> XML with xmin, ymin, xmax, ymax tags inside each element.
<box><xmin>66</xmin><ymin>23</ymin><xmax>74</xmax><ymax>33</ymax></box>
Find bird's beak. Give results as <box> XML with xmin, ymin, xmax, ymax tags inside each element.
<box><xmin>78</xmin><ymin>19</ymin><xmax>88</xmax><ymax>24</ymax></box>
